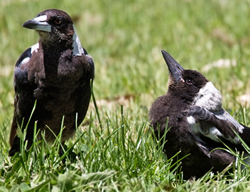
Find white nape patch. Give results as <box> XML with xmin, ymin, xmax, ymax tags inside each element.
<box><xmin>192</xmin><ymin>81</ymin><xmax>244</xmax><ymax>140</ymax></box>
<box><xmin>193</xmin><ymin>82</ymin><xmax>222</xmax><ymax>111</ymax></box>
<box><xmin>33</xmin><ymin>15</ymin><xmax>47</xmax><ymax>22</ymax></box>
<box><xmin>72</xmin><ymin>26</ymin><xmax>84</xmax><ymax>56</ymax></box>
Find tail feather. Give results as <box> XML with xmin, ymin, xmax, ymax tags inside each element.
<box><xmin>239</xmin><ymin>124</ymin><xmax>250</xmax><ymax>147</ymax></box>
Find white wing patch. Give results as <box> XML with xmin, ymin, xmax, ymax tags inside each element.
<box><xmin>189</xmin><ymin>81</ymin><xmax>245</xmax><ymax>145</ymax></box>
<box><xmin>187</xmin><ymin>115</ymin><xmax>240</xmax><ymax>144</ymax></box>
<box><xmin>188</xmin><ymin>116</ymin><xmax>222</xmax><ymax>141</ymax></box>
<box><xmin>187</xmin><ymin>116</ymin><xmax>202</xmax><ymax>135</ymax></box>
<box><xmin>187</xmin><ymin>116</ymin><xmax>196</xmax><ymax>124</ymax></box>
<box><xmin>19</xmin><ymin>43</ymin><xmax>39</xmax><ymax>65</ymax></box>
<box><xmin>72</xmin><ymin>26</ymin><xmax>84</xmax><ymax>56</ymax></box>
<box><xmin>205</xmin><ymin>127</ymin><xmax>223</xmax><ymax>141</ymax></box>
<box><xmin>20</xmin><ymin>57</ymin><xmax>30</xmax><ymax>65</ymax></box>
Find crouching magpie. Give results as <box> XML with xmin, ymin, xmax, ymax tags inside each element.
<box><xmin>9</xmin><ymin>9</ymin><xmax>94</xmax><ymax>156</ymax></box>
<box><xmin>149</xmin><ymin>50</ymin><xmax>250</xmax><ymax>179</ymax></box>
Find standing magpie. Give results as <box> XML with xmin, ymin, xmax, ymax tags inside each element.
<box><xmin>149</xmin><ymin>50</ymin><xmax>250</xmax><ymax>179</ymax></box>
<box><xmin>9</xmin><ymin>9</ymin><xmax>94</xmax><ymax>156</ymax></box>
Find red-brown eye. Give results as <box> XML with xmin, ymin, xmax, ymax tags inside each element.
<box><xmin>186</xmin><ymin>78</ymin><xmax>193</xmax><ymax>85</ymax></box>
<box><xmin>54</xmin><ymin>19</ymin><xmax>61</xmax><ymax>25</ymax></box>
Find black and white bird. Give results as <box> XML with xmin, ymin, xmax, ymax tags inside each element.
<box><xmin>149</xmin><ymin>50</ymin><xmax>250</xmax><ymax>179</ymax></box>
<box><xmin>9</xmin><ymin>9</ymin><xmax>94</xmax><ymax>156</ymax></box>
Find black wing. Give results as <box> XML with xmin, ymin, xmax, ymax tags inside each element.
<box><xmin>9</xmin><ymin>47</ymin><xmax>34</xmax><ymax>148</ymax></box>
<box><xmin>188</xmin><ymin>106</ymin><xmax>247</xmax><ymax>145</ymax></box>
<box><xmin>16</xmin><ymin>47</ymin><xmax>32</xmax><ymax>67</ymax></box>
<box><xmin>82</xmin><ymin>47</ymin><xmax>95</xmax><ymax>80</ymax></box>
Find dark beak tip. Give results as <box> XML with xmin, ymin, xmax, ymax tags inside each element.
<box><xmin>161</xmin><ymin>50</ymin><xmax>173</xmax><ymax>63</ymax></box>
<box><xmin>161</xmin><ymin>50</ymin><xmax>168</xmax><ymax>57</ymax></box>
<box><xmin>22</xmin><ymin>20</ymin><xmax>31</xmax><ymax>28</ymax></box>
<box><xmin>160</xmin><ymin>49</ymin><xmax>184</xmax><ymax>82</ymax></box>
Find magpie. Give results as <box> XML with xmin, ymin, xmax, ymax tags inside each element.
<box><xmin>149</xmin><ymin>50</ymin><xmax>250</xmax><ymax>179</ymax></box>
<box><xmin>9</xmin><ymin>9</ymin><xmax>94</xmax><ymax>156</ymax></box>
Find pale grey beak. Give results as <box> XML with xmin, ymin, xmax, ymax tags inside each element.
<box><xmin>23</xmin><ymin>15</ymin><xmax>51</xmax><ymax>32</ymax></box>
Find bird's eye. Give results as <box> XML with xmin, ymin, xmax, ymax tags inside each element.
<box><xmin>54</xmin><ymin>19</ymin><xmax>62</xmax><ymax>25</ymax></box>
<box><xmin>185</xmin><ymin>78</ymin><xmax>193</xmax><ymax>85</ymax></box>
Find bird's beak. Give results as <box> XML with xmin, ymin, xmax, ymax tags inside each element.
<box><xmin>161</xmin><ymin>50</ymin><xmax>184</xmax><ymax>83</ymax></box>
<box><xmin>23</xmin><ymin>15</ymin><xmax>51</xmax><ymax>32</ymax></box>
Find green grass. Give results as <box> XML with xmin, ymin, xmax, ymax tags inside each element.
<box><xmin>1</xmin><ymin>0</ymin><xmax>250</xmax><ymax>191</ymax></box>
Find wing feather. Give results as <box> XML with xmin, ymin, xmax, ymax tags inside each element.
<box><xmin>188</xmin><ymin>106</ymin><xmax>244</xmax><ymax>144</ymax></box>
<box><xmin>9</xmin><ymin>47</ymin><xmax>33</xmax><ymax>146</ymax></box>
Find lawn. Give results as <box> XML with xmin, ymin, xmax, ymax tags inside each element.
<box><xmin>1</xmin><ymin>0</ymin><xmax>250</xmax><ymax>191</ymax></box>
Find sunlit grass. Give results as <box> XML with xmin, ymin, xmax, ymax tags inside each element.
<box><xmin>1</xmin><ymin>0</ymin><xmax>250</xmax><ymax>191</ymax></box>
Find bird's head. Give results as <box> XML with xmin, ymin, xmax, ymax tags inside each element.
<box><xmin>161</xmin><ymin>50</ymin><xmax>222</xmax><ymax>111</ymax></box>
<box><xmin>22</xmin><ymin>9</ymin><xmax>83</xmax><ymax>54</ymax></box>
